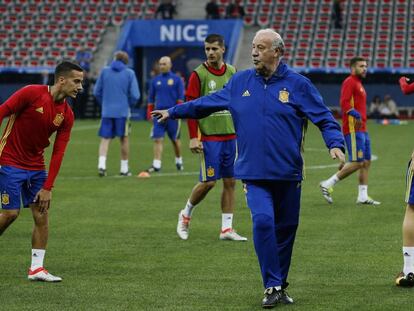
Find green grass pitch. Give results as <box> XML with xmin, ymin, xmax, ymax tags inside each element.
<box><xmin>1</xmin><ymin>119</ymin><xmax>413</xmax><ymax>310</ymax></box>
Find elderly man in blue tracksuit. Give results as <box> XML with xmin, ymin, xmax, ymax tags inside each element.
<box><xmin>94</xmin><ymin>51</ymin><xmax>140</xmax><ymax>177</ymax></box>
<box><xmin>152</xmin><ymin>29</ymin><xmax>345</xmax><ymax>309</ymax></box>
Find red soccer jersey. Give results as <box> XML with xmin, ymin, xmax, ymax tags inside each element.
<box><xmin>186</xmin><ymin>63</ymin><xmax>236</xmax><ymax>142</ymax></box>
<box><xmin>340</xmin><ymin>75</ymin><xmax>367</xmax><ymax>135</ymax></box>
<box><xmin>0</xmin><ymin>85</ymin><xmax>74</xmax><ymax>190</ymax></box>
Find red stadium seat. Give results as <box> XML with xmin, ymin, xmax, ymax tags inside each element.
<box><xmin>310</xmin><ymin>58</ymin><xmax>323</xmax><ymax>68</ymax></box>
<box><xmin>257</xmin><ymin>14</ymin><xmax>270</xmax><ymax>27</ymax></box>
<box><xmin>293</xmin><ymin>58</ymin><xmax>306</xmax><ymax>67</ymax></box>
<box><xmin>243</xmin><ymin>15</ymin><xmax>255</xmax><ymax>26</ymax></box>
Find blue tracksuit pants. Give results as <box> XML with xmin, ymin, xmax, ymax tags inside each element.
<box><xmin>244</xmin><ymin>180</ymin><xmax>301</xmax><ymax>289</ymax></box>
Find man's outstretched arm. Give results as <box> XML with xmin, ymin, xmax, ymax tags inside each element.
<box><xmin>152</xmin><ymin>79</ymin><xmax>233</xmax><ymax>122</ymax></box>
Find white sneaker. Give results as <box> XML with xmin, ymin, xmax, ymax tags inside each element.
<box><xmin>356</xmin><ymin>197</ymin><xmax>381</xmax><ymax>205</ymax></box>
<box><xmin>319</xmin><ymin>182</ymin><xmax>333</xmax><ymax>204</ymax></box>
<box><xmin>177</xmin><ymin>210</ymin><xmax>191</xmax><ymax>240</ymax></box>
<box><xmin>28</xmin><ymin>267</ymin><xmax>62</xmax><ymax>282</ymax></box>
<box><xmin>220</xmin><ymin>229</ymin><xmax>247</xmax><ymax>241</ymax></box>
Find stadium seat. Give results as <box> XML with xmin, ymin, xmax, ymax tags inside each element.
<box><xmin>243</xmin><ymin>15</ymin><xmax>255</xmax><ymax>26</ymax></box>
<box><xmin>293</xmin><ymin>58</ymin><xmax>306</xmax><ymax>67</ymax></box>
<box><xmin>257</xmin><ymin>14</ymin><xmax>271</xmax><ymax>27</ymax></box>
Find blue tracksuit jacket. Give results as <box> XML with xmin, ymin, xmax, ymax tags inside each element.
<box><xmin>168</xmin><ymin>62</ymin><xmax>344</xmax><ymax>181</ymax></box>
<box><xmin>148</xmin><ymin>71</ymin><xmax>184</xmax><ymax>109</ymax></box>
<box><xmin>94</xmin><ymin>60</ymin><xmax>140</xmax><ymax>118</ymax></box>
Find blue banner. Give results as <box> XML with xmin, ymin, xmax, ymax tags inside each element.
<box><xmin>116</xmin><ymin>19</ymin><xmax>243</xmax><ymax>64</ymax></box>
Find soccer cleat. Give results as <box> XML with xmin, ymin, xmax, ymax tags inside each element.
<box><xmin>177</xmin><ymin>210</ymin><xmax>191</xmax><ymax>240</ymax></box>
<box><xmin>146</xmin><ymin>166</ymin><xmax>160</xmax><ymax>173</ymax></box>
<box><xmin>120</xmin><ymin>171</ymin><xmax>132</xmax><ymax>176</ymax></box>
<box><xmin>28</xmin><ymin>267</ymin><xmax>62</xmax><ymax>282</ymax></box>
<box><xmin>395</xmin><ymin>272</ymin><xmax>414</xmax><ymax>287</ymax></box>
<box><xmin>356</xmin><ymin>197</ymin><xmax>381</xmax><ymax>205</ymax></box>
<box><xmin>262</xmin><ymin>287</ymin><xmax>282</xmax><ymax>309</ymax></box>
<box><xmin>280</xmin><ymin>289</ymin><xmax>294</xmax><ymax>304</ymax></box>
<box><xmin>98</xmin><ymin>168</ymin><xmax>107</xmax><ymax>177</ymax></box>
<box><xmin>176</xmin><ymin>163</ymin><xmax>184</xmax><ymax>171</ymax></box>
<box><xmin>319</xmin><ymin>183</ymin><xmax>333</xmax><ymax>204</ymax></box>
<box><xmin>220</xmin><ymin>228</ymin><xmax>248</xmax><ymax>241</ymax></box>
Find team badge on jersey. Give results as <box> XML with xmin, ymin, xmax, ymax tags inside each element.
<box><xmin>167</xmin><ymin>78</ymin><xmax>174</xmax><ymax>86</ymax></box>
<box><xmin>157</xmin><ymin>81</ymin><xmax>161</xmax><ymax>85</ymax></box>
<box><xmin>1</xmin><ymin>192</ymin><xmax>9</xmax><ymax>205</ymax></box>
<box><xmin>53</xmin><ymin>113</ymin><xmax>64</xmax><ymax>127</ymax></box>
<box><xmin>207</xmin><ymin>166</ymin><xmax>215</xmax><ymax>177</ymax></box>
<box><xmin>208</xmin><ymin>80</ymin><xmax>217</xmax><ymax>91</ymax></box>
<box><xmin>279</xmin><ymin>89</ymin><xmax>289</xmax><ymax>103</ymax></box>
<box><xmin>358</xmin><ymin>150</ymin><xmax>364</xmax><ymax>159</ymax></box>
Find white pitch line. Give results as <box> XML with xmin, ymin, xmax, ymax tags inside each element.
<box><xmin>59</xmin><ymin>155</ymin><xmax>378</xmax><ymax>180</ymax></box>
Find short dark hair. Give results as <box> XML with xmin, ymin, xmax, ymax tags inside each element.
<box><xmin>54</xmin><ymin>61</ymin><xmax>84</xmax><ymax>82</ymax></box>
<box><xmin>350</xmin><ymin>56</ymin><xmax>366</xmax><ymax>68</ymax></box>
<box><xmin>205</xmin><ymin>34</ymin><xmax>224</xmax><ymax>47</ymax></box>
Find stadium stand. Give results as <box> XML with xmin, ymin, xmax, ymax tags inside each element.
<box><xmin>239</xmin><ymin>0</ymin><xmax>413</xmax><ymax>69</ymax></box>
<box><xmin>0</xmin><ymin>0</ymin><xmax>160</xmax><ymax>68</ymax></box>
<box><xmin>0</xmin><ymin>0</ymin><xmax>412</xmax><ymax>71</ymax></box>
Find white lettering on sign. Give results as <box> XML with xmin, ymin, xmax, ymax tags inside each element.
<box><xmin>160</xmin><ymin>24</ymin><xmax>209</xmax><ymax>42</ymax></box>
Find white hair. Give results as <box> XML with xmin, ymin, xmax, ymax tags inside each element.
<box><xmin>255</xmin><ymin>28</ymin><xmax>285</xmax><ymax>55</ymax></box>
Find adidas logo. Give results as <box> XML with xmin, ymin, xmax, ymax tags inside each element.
<box><xmin>242</xmin><ymin>90</ymin><xmax>250</xmax><ymax>97</ymax></box>
<box><xmin>404</xmin><ymin>252</ymin><xmax>410</xmax><ymax>257</ymax></box>
<box><xmin>35</xmin><ymin>107</ymin><xmax>44</xmax><ymax>114</ymax></box>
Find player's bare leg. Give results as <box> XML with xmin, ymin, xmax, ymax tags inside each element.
<box><xmin>147</xmin><ymin>138</ymin><xmax>163</xmax><ymax>173</ymax></box>
<box><xmin>177</xmin><ymin>181</ymin><xmax>216</xmax><ymax>240</ymax></box>
<box><xmin>31</xmin><ymin>203</ymin><xmax>48</xmax><ymax>249</ymax></box>
<box><xmin>403</xmin><ymin>204</ymin><xmax>414</xmax><ymax>246</ymax></box>
<box><xmin>357</xmin><ymin>160</ymin><xmax>380</xmax><ymax>205</ymax></box>
<box><xmin>219</xmin><ymin>178</ymin><xmax>247</xmax><ymax>241</ymax></box>
<box><xmin>336</xmin><ymin>162</ymin><xmax>362</xmax><ymax>180</ymax></box>
<box><xmin>320</xmin><ymin>162</ymin><xmax>362</xmax><ymax>204</ymax></box>
<box><xmin>98</xmin><ymin>138</ymin><xmax>111</xmax><ymax>176</ymax></box>
<box><xmin>172</xmin><ymin>139</ymin><xmax>183</xmax><ymax>170</ymax></box>
<box><xmin>0</xmin><ymin>209</ymin><xmax>20</xmax><ymax>235</ymax></box>
<box><xmin>119</xmin><ymin>136</ymin><xmax>131</xmax><ymax>176</ymax></box>
<box><xmin>396</xmin><ymin>204</ymin><xmax>414</xmax><ymax>287</ymax></box>
<box><xmin>28</xmin><ymin>204</ymin><xmax>61</xmax><ymax>282</ymax></box>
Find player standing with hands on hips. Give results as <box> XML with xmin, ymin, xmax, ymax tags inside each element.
<box><xmin>0</xmin><ymin>61</ymin><xmax>84</xmax><ymax>282</ymax></box>
<box><xmin>152</xmin><ymin>29</ymin><xmax>345</xmax><ymax>308</ymax></box>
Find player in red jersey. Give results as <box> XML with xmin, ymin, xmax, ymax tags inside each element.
<box><xmin>0</xmin><ymin>61</ymin><xmax>84</xmax><ymax>282</ymax></box>
<box><xmin>320</xmin><ymin>57</ymin><xmax>380</xmax><ymax>205</ymax></box>
<box><xmin>396</xmin><ymin>76</ymin><xmax>414</xmax><ymax>287</ymax></box>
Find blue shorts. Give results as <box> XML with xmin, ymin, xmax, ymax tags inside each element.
<box><xmin>199</xmin><ymin>140</ymin><xmax>236</xmax><ymax>182</ymax></box>
<box><xmin>0</xmin><ymin>166</ymin><xmax>46</xmax><ymax>210</ymax></box>
<box><xmin>405</xmin><ymin>160</ymin><xmax>414</xmax><ymax>205</ymax></box>
<box><xmin>98</xmin><ymin>117</ymin><xmax>130</xmax><ymax>138</ymax></box>
<box><xmin>151</xmin><ymin>119</ymin><xmax>181</xmax><ymax>140</ymax></box>
<box><xmin>344</xmin><ymin>132</ymin><xmax>371</xmax><ymax>162</ymax></box>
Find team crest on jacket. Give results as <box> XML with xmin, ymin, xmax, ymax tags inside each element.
<box><xmin>168</xmin><ymin>78</ymin><xmax>174</xmax><ymax>86</ymax></box>
<box><xmin>1</xmin><ymin>193</ymin><xmax>9</xmax><ymax>205</ymax></box>
<box><xmin>53</xmin><ymin>113</ymin><xmax>64</xmax><ymax>126</ymax></box>
<box><xmin>279</xmin><ymin>89</ymin><xmax>289</xmax><ymax>103</ymax></box>
<box><xmin>357</xmin><ymin>150</ymin><xmax>364</xmax><ymax>159</ymax></box>
<box><xmin>207</xmin><ymin>166</ymin><xmax>215</xmax><ymax>177</ymax></box>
